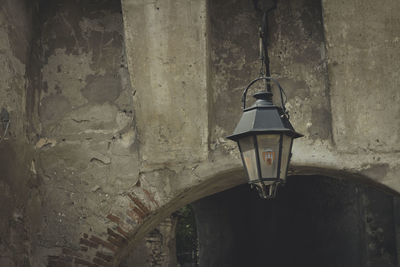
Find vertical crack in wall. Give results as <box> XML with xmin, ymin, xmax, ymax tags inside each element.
<box><xmin>319</xmin><ymin>0</ymin><xmax>335</xmax><ymax>146</ymax></box>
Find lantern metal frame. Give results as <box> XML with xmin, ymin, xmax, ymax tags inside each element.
<box><xmin>227</xmin><ymin>76</ymin><xmax>302</xmax><ymax>199</ymax></box>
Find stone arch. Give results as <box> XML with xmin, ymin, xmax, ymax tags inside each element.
<box><xmin>111</xmin><ymin>162</ymin><xmax>399</xmax><ymax>265</ymax></box>
<box><xmin>112</xmin><ymin>164</ymin><xmax>247</xmax><ymax>265</ymax></box>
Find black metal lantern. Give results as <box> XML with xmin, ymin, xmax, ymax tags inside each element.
<box><xmin>227</xmin><ymin>2</ymin><xmax>302</xmax><ymax>199</ymax></box>
<box><xmin>227</xmin><ymin>77</ymin><xmax>302</xmax><ymax>199</ymax></box>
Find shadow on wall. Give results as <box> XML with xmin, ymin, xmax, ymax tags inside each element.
<box><xmin>191</xmin><ymin>175</ymin><xmax>400</xmax><ymax>267</ymax></box>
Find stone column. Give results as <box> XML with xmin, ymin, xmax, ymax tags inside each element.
<box><xmin>322</xmin><ymin>0</ymin><xmax>400</xmax><ymax>153</ymax></box>
<box><xmin>122</xmin><ymin>0</ymin><xmax>209</xmax><ymax>168</ymax></box>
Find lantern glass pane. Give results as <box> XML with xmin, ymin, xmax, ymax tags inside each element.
<box><xmin>279</xmin><ymin>135</ymin><xmax>293</xmax><ymax>180</ymax></box>
<box><xmin>239</xmin><ymin>136</ymin><xmax>258</xmax><ymax>181</ymax></box>
<box><xmin>257</xmin><ymin>134</ymin><xmax>280</xmax><ymax>179</ymax></box>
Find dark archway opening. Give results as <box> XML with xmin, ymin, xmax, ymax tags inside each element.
<box><xmin>176</xmin><ymin>205</ymin><xmax>199</xmax><ymax>267</ymax></box>
<box><xmin>188</xmin><ymin>175</ymin><xmax>399</xmax><ymax>267</ymax></box>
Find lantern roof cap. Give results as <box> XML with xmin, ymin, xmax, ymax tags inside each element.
<box><xmin>227</xmin><ymin>92</ymin><xmax>303</xmax><ymax>141</ymax></box>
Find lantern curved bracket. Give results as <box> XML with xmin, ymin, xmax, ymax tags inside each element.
<box><xmin>241</xmin><ymin>76</ymin><xmax>288</xmax><ymax>117</ymax></box>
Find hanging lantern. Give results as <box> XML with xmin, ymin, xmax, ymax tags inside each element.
<box><xmin>227</xmin><ymin>77</ymin><xmax>302</xmax><ymax>199</ymax></box>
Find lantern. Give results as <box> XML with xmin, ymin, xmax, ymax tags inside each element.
<box><xmin>227</xmin><ymin>77</ymin><xmax>302</xmax><ymax>199</ymax></box>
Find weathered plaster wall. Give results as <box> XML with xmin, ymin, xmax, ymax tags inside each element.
<box><xmin>122</xmin><ymin>0</ymin><xmax>208</xmax><ymax>167</ymax></box>
<box><xmin>29</xmin><ymin>0</ymin><xmax>140</xmax><ymax>265</ymax></box>
<box><xmin>0</xmin><ymin>1</ymin><xmax>39</xmax><ymax>266</ymax></box>
<box><xmin>208</xmin><ymin>0</ymin><xmax>331</xmax><ymax>151</ymax></box>
<box><xmin>269</xmin><ymin>0</ymin><xmax>332</xmax><ymax>141</ymax></box>
<box><xmin>208</xmin><ymin>0</ymin><xmax>259</xmax><ymax>152</ymax></box>
<box><xmin>323</xmin><ymin>0</ymin><xmax>400</xmax><ymax>153</ymax></box>
<box><xmin>0</xmin><ymin>0</ymin><xmax>32</xmax><ymax>139</ymax></box>
<box><xmin>319</xmin><ymin>0</ymin><xmax>400</xmax><ymax>190</ymax></box>
<box><xmin>205</xmin><ymin>0</ymin><xmax>400</xmax><ymax>192</ymax></box>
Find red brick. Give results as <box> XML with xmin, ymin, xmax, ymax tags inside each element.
<box><xmin>74</xmin><ymin>258</ymin><xmax>94</xmax><ymax>266</ymax></box>
<box><xmin>80</xmin><ymin>238</ymin><xmax>99</xmax><ymax>249</ymax></box>
<box><xmin>62</xmin><ymin>248</ymin><xmax>83</xmax><ymax>258</ymax></box>
<box><xmin>90</xmin><ymin>236</ymin><xmax>117</xmax><ymax>252</ymax></box>
<box><xmin>132</xmin><ymin>206</ymin><xmax>147</xmax><ymax>219</ymax></box>
<box><xmin>48</xmin><ymin>256</ymin><xmax>59</xmax><ymax>261</ymax></box>
<box><xmin>93</xmin><ymin>257</ymin><xmax>110</xmax><ymax>266</ymax></box>
<box><xmin>126</xmin><ymin>209</ymin><xmax>139</xmax><ymax>222</ymax></box>
<box><xmin>106</xmin><ymin>214</ymin><xmax>121</xmax><ymax>224</ymax></box>
<box><xmin>127</xmin><ymin>193</ymin><xmax>150</xmax><ymax>214</ymax></box>
<box><xmin>48</xmin><ymin>260</ymin><xmax>71</xmax><ymax>267</ymax></box>
<box><xmin>107</xmin><ymin>236</ymin><xmax>124</xmax><ymax>248</ymax></box>
<box><xmin>59</xmin><ymin>255</ymin><xmax>73</xmax><ymax>263</ymax></box>
<box><xmin>95</xmin><ymin>252</ymin><xmax>113</xmax><ymax>262</ymax></box>
<box><xmin>142</xmin><ymin>188</ymin><xmax>159</xmax><ymax>207</ymax></box>
<box><xmin>116</xmin><ymin>226</ymin><xmax>129</xmax><ymax>238</ymax></box>
<box><xmin>107</xmin><ymin>228</ymin><xmax>126</xmax><ymax>242</ymax></box>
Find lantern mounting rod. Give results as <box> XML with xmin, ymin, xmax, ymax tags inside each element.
<box><xmin>253</xmin><ymin>0</ymin><xmax>278</xmax><ymax>91</ymax></box>
<box><xmin>252</xmin><ymin>0</ymin><xmax>278</xmax><ymax>13</ymax></box>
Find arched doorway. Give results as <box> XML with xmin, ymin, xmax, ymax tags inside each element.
<box><xmin>189</xmin><ymin>175</ymin><xmax>399</xmax><ymax>267</ymax></box>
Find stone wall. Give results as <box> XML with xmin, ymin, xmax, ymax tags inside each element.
<box><xmin>323</xmin><ymin>0</ymin><xmax>400</xmax><ymax>153</ymax></box>
<box><xmin>29</xmin><ymin>0</ymin><xmax>140</xmax><ymax>265</ymax></box>
<box><xmin>122</xmin><ymin>0</ymin><xmax>208</xmax><ymax>167</ymax></box>
<box><xmin>0</xmin><ymin>0</ymin><xmax>38</xmax><ymax>266</ymax></box>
